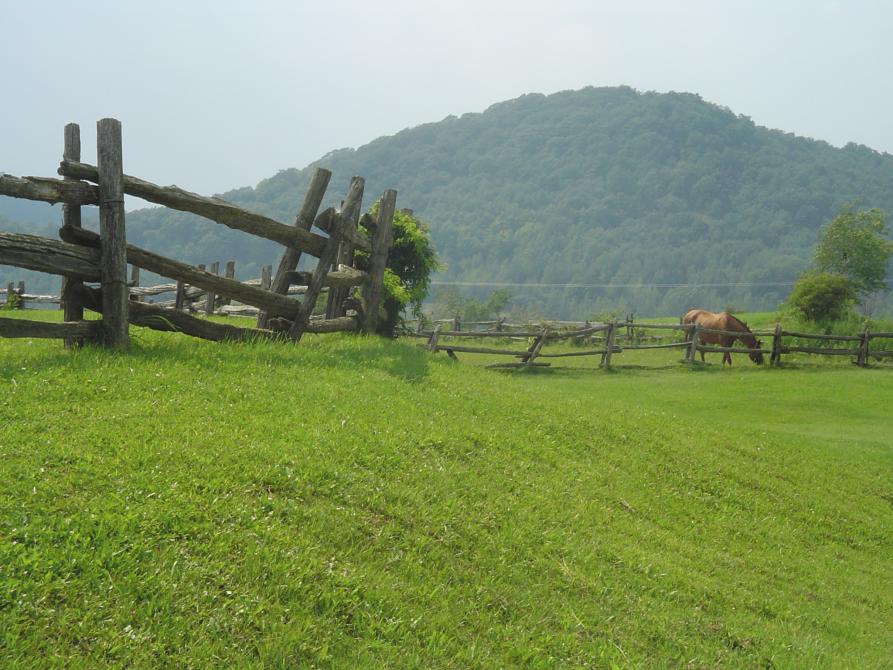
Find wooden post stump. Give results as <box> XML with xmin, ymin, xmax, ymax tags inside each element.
<box><xmin>175</xmin><ymin>281</ymin><xmax>186</xmax><ymax>311</ymax></box>
<box><xmin>205</xmin><ymin>261</ymin><xmax>219</xmax><ymax>315</ymax></box>
<box><xmin>129</xmin><ymin>265</ymin><xmax>141</xmax><ymax>301</ymax></box>
<box><xmin>223</xmin><ymin>261</ymin><xmax>236</xmax><ymax>306</ymax></box>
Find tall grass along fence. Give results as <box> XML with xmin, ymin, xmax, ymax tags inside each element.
<box><xmin>406</xmin><ymin>319</ymin><xmax>893</xmax><ymax>369</ymax></box>
<box><xmin>0</xmin><ymin>119</ymin><xmax>401</xmax><ymax>349</ymax></box>
<box><xmin>2</xmin><ymin>281</ymin><xmax>60</xmax><ymax>309</ymax></box>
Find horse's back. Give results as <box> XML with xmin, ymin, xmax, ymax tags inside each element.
<box><xmin>682</xmin><ymin>309</ymin><xmax>715</xmax><ymax>326</ymax></box>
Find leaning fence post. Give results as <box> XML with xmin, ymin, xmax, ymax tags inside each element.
<box><xmin>524</xmin><ymin>327</ymin><xmax>547</xmax><ymax>366</ymax></box>
<box><xmin>427</xmin><ymin>323</ymin><xmax>443</xmax><ymax>352</ymax></box>
<box><xmin>290</xmin><ymin>177</ymin><xmax>365</xmax><ymax>341</ymax></box>
<box><xmin>261</xmin><ymin>265</ymin><xmax>272</xmax><ymax>291</ymax></box>
<box><xmin>96</xmin><ymin>118</ymin><xmax>129</xmax><ymax>350</ymax></box>
<box><xmin>361</xmin><ymin>189</ymin><xmax>397</xmax><ymax>334</ymax></box>
<box><xmin>258</xmin><ymin>168</ymin><xmax>331</xmax><ymax>329</ymax></box>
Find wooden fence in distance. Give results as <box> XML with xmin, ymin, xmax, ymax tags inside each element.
<box><xmin>407</xmin><ymin>319</ymin><xmax>893</xmax><ymax>369</ymax></box>
<box><xmin>0</xmin><ymin>118</ymin><xmax>401</xmax><ymax>349</ymax></box>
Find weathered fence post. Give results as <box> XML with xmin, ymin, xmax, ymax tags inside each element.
<box><xmin>770</xmin><ymin>323</ymin><xmax>783</xmax><ymax>366</ymax></box>
<box><xmin>454</xmin><ymin>315</ymin><xmax>461</xmax><ymax>332</ymax></box>
<box><xmin>129</xmin><ymin>265</ymin><xmax>141</xmax><ymax>302</ymax></box>
<box><xmin>361</xmin><ymin>189</ymin><xmax>397</xmax><ymax>334</ymax></box>
<box><xmin>205</xmin><ymin>261</ymin><xmax>219</xmax><ymax>315</ymax></box>
<box><xmin>687</xmin><ymin>324</ymin><xmax>700</xmax><ymax>362</ymax></box>
<box><xmin>291</xmin><ymin>177</ymin><xmax>365</xmax><ymax>341</ymax></box>
<box><xmin>261</xmin><ymin>265</ymin><xmax>272</xmax><ymax>291</ymax></box>
<box><xmin>223</xmin><ymin>261</ymin><xmax>236</xmax><ymax>306</ymax></box>
<box><xmin>857</xmin><ymin>331</ymin><xmax>870</xmax><ymax>367</ymax></box>
<box><xmin>326</xmin><ymin>178</ymin><xmax>368</xmax><ymax>320</ymax></box>
<box><xmin>427</xmin><ymin>323</ymin><xmax>443</xmax><ymax>351</ymax></box>
<box><xmin>257</xmin><ymin>168</ymin><xmax>331</xmax><ymax>329</ymax></box>
<box><xmin>60</xmin><ymin>123</ymin><xmax>86</xmax><ymax>346</ymax></box>
<box><xmin>602</xmin><ymin>320</ymin><xmax>617</xmax><ymax>367</ymax></box>
<box><xmin>175</xmin><ymin>281</ymin><xmax>186</xmax><ymax>311</ymax></box>
<box><xmin>96</xmin><ymin>118</ymin><xmax>129</xmax><ymax>350</ymax></box>
<box><xmin>524</xmin><ymin>327</ymin><xmax>548</xmax><ymax>367</ymax></box>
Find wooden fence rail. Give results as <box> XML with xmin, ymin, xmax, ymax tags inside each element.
<box><xmin>0</xmin><ymin>118</ymin><xmax>401</xmax><ymax>349</ymax></box>
<box><xmin>409</xmin><ymin>319</ymin><xmax>893</xmax><ymax>369</ymax></box>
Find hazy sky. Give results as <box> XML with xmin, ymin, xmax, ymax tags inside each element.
<box><xmin>2</xmin><ymin>0</ymin><xmax>891</xmax><ymax>198</ymax></box>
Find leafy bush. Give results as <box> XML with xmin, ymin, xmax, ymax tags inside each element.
<box><xmin>3</xmin><ymin>290</ymin><xmax>23</xmax><ymax>310</ymax></box>
<box><xmin>787</xmin><ymin>271</ymin><xmax>854</xmax><ymax>326</ymax></box>
<box><xmin>356</xmin><ymin>208</ymin><xmax>439</xmax><ymax>336</ymax></box>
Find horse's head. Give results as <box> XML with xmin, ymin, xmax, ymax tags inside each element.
<box><xmin>749</xmin><ymin>339</ymin><xmax>765</xmax><ymax>365</ymax></box>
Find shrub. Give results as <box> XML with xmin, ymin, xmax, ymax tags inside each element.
<box><xmin>355</xmin><ymin>207</ymin><xmax>439</xmax><ymax>337</ymax></box>
<box><xmin>787</xmin><ymin>271</ymin><xmax>855</xmax><ymax>326</ymax></box>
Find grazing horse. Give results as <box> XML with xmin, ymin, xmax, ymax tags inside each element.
<box><xmin>681</xmin><ymin>309</ymin><xmax>764</xmax><ymax>366</ymax></box>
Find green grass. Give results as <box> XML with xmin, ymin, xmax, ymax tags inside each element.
<box><xmin>1</xmin><ymin>311</ymin><xmax>891</xmax><ymax>668</ymax></box>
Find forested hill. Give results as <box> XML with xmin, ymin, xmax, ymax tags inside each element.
<box><xmin>4</xmin><ymin>86</ymin><xmax>893</xmax><ymax>316</ymax></box>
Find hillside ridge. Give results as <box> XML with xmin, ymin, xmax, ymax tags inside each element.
<box><xmin>3</xmin><ymin>86</ymin><xmax>892</xmax><ymax>316</ymax></box>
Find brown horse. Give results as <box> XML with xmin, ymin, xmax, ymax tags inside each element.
<box><xmin>681</xmin><ymin>309</ymin><xmax>764</xmax><ymax>366</ymax></box>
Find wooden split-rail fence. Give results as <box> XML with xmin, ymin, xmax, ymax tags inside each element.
<box><xmin>408</xmin><ymin>319</ymin><xmax>893</xmax><ymax>368</ymax></box>
<box><xmin>0</xmin><ymin>118</ymin><xmax>401</xmax><ymax>349</ymax></box>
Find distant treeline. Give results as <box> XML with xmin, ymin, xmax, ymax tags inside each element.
<box><xmin>3</xmin><ymin>86</ymin><xmax>893</xmax><ymax>316</ymax></box>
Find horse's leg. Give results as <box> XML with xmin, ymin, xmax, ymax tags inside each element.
<box><xmin>723</xmin><ymin>337</ymin><xmax>732</xmax><ymax>366</ymax></box>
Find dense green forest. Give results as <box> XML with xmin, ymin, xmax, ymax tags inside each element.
<box><xmin>3</xmin><ymin>86</ymin><xmax>893</xmax><ymax>316</ymax></box>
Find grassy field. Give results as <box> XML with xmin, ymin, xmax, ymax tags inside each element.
<box><xmin>1</xmin><ymin>311</ymin><xmax>891</xmax><ymax>668</ymax></box>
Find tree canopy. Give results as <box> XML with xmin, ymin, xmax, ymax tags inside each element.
<box><xmin>814</xmin><ymin>204</ymin><xmax>893</xmax><ymax>298</ymax></box>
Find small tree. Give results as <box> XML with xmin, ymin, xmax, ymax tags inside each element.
<box><xmin>815</xmin><ymin>204</ymin><xmax>893</xmax><ymax>299</ymax></box>
<box><xmin>787</xmin><ymin>271</ymin><xmax>854</xmax><ymax>325</ymax></box>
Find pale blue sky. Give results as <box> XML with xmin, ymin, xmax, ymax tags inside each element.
<box><xmin>2</xmin><ymin>0</ymin><xmax>891</xmax><ymax>197</ymax></box>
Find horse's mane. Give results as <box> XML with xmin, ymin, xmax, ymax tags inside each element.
<box><xmin>726</xmin><ymin>312</ymin><xmax>752</xmax><ymax>333</ymax></box>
